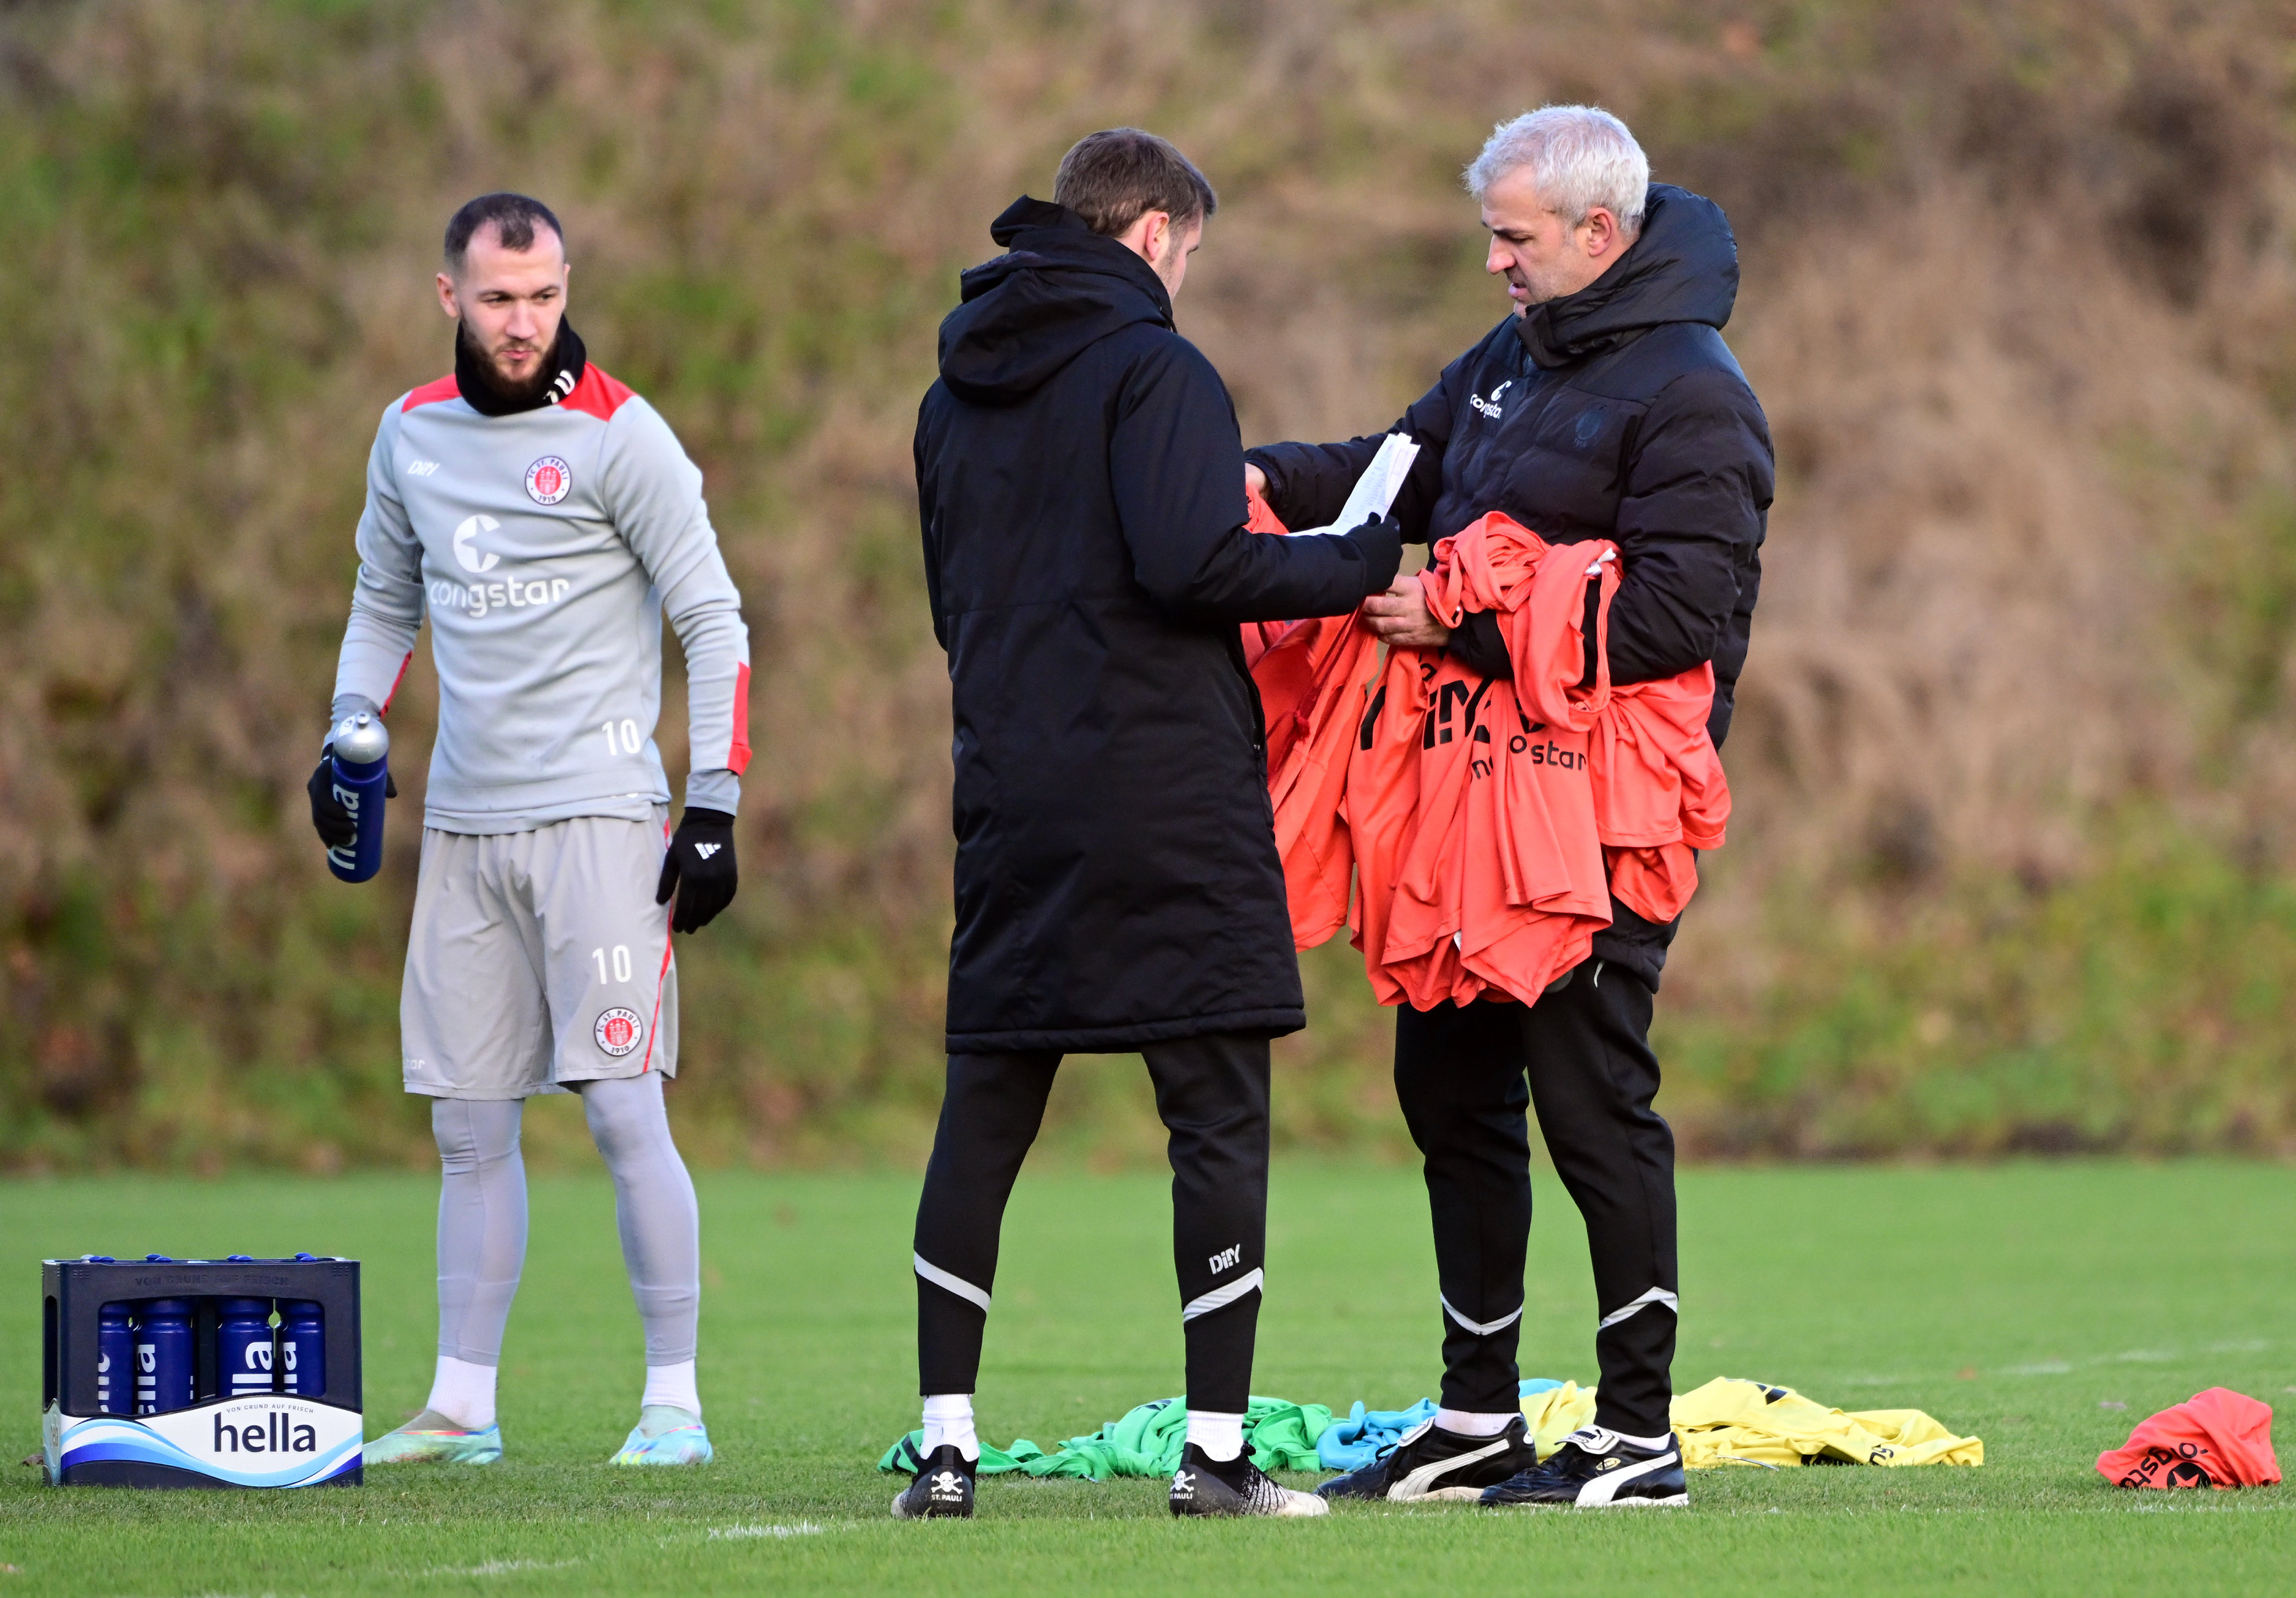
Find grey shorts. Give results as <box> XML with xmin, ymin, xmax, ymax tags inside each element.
<box><xmin>401</xmin><ymin>809</ymin><xmax>678</xmax><ymax>1100</ymax></box>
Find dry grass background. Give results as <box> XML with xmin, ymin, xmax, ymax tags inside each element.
<box><xmin>7</xmin><ymin>0</ymin><xmax>2296</xmax><ymax>1169</ymax></box>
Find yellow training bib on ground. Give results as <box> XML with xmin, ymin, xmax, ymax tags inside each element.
<box><xmin>1521</xmin><ymin>1378</ymin><xmax>1983</xmax><ymax>1469</ymax></box>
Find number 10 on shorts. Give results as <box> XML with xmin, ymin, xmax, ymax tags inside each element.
<box><xmin>593</xmin><ymin>945</ymin><xmax>633</xmax><ymax>983</ymax></box>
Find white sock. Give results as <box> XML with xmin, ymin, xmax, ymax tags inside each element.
<box><xmin>1607</xmin><ymin>1428</ymin><xmax>1675</xmax><ymax>1452</ymax></box>
<box><xmin>641</xmin><ymin>1359</ymin><xmax>699</xmax><ymax>1418</ymax></box>
<box><xmin>922</xmin><ymin>1393</ymin><xmax>978</xmax><ymax>1461</ymax></box>
<box><xmin>1436</xmin><ymin>1408</ymin><xmax>1517</xmax><ymax>1437</ymax></box>
<box><xmin>425</xmin><ymin>1354</ymin><xmax>497</xmax><ymax>1430</ymax></box>
<box><xmin>1186</xmin><ymin>1409</ymin><xmax>1245</xmax><ymax>1462</ymax></box>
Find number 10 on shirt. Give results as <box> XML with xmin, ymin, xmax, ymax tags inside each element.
<box><xmin>601</xmin><ymin>719</ymin><xmax>641</xmax><ymax>757</ymax></box>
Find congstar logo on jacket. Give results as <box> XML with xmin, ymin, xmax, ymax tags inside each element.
<box><xmin>1468</xmin><ymin>379</ymin><xmax>1513</xmax><ymax>420</ymax></box>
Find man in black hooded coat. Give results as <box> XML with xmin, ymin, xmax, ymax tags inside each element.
<box><xmin>1249</xmin><ymin>108</ymin><xmax>1774</xmax><ymax>1509</ymax></box>
<box><xmin>896</xmin><ymin>129</ymin><xmax>1401</xmax><ymax>1520</ymax></box>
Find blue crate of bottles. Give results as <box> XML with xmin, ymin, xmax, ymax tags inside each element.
<box><xmin>40</xmin><ymin>1253</ymin><xmax>362</xmax><ymax>1488</ymax></box>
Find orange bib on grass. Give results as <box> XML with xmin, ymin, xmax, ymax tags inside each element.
<box><xmin>2096</xmin><ymin>1388</ymin><xmax>2281</xmax><ymax>1488</ymax></box>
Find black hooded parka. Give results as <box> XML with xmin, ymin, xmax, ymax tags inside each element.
<box><xmin>917</xmin><ymin>198</ymin><xmax>1379</xmax><ymax>1055</ymax></box>
<box><xmin>1248</xmin><ymin>183</ymin><xmax>1774</xmax><ymax>749</ymax></box>
<box><xmin>1246</xmin><ymin>184</ymin><xmax>1774</xmax><ymax>988</ymax></box>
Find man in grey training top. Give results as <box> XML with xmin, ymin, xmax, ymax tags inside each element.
<box><xmin>310</xmin><ymin>192</ymin><xmax>750</xmax><ymax>1467</ymax></box>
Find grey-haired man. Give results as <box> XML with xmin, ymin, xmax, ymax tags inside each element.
<box><xmin>1249</xmin><ymin>106</ymin><xmax>1774</xmax><ymax>1509</ymax></box>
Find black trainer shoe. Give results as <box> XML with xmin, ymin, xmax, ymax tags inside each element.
<box><xmin>890</xmin><ymin>1442</ymin><xmax>976</xmax><ymax>1519</ymax></box>
<box><xmin>1168</xmin><ymin>1442</ymin><xmax>1329</xmax><ymax>1518</ymax></box>
<box><xmin>1319</xmin><ymin>1415</ymin><xmax>1539</xmax><ymax>1502</ymax></box>
<box><xmin>1480</xmin><ymin>1426</ymin><xmax>1687</xmax><ymax>1509</ymax></box>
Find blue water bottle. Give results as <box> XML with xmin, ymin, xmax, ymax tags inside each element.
<box><xmin>279</xmin><ymin>1300</ymin><xmax>325</xmax><ymax>1397</ymax></box>
<box><xmin>324</xmin><ymin>709</ymin><xmax>390</xmax><ymax>883</ymax></box>
<box><xmin>217</xmin><ymin>1297</ymin><xmax>277</xmax><ymax>1398</ymax></box>
<box><xmin>96</xmin><ymin>1302</ymin><xmax>135</xmax><ymax>1416</ymax></box>
<box><xmin>134</xmin><ymin>1298</ymin><xmax>196</xmax><ymax>1416</ymax></box>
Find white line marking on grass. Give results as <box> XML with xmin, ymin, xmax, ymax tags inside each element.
<box><xmin>417</xmin><ymin>1559</ymin><xmax>585</xmax><ymax>1577</ymax></box>
<box><xmin>707</xmin><ymin>1523</ymin><xmax>825</xmax><ymax>1539</ymax></box>
<box><xmin>1855</xmin><ymin>1337</ymin><xmax>2276</xmax><ymax>1386</ymax></box>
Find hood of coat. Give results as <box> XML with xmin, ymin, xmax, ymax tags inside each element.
<box><xmin>1515</xmin><ymin>184</ymin><xmax>1740</xmax><ymax>370</ymax></box>
<box><xmin>937</xmin><ymin>197</ymin><xmax>1176</xmax><ymax>405</ymax></box>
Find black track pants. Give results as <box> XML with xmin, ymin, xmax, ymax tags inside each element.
<box><xmin>1393</xmin><ymin>962</ymin><xmax>1678</xmax><ymax>1435</ymax></box>
<box><xmin>912</xmin><ymin>1031</ymin><xmax>1270</xmax><ymax>1414</ymax></box>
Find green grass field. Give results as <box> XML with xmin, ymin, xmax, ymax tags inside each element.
<box><xmin>2</xmin><ymin>1146</ymin><xmax>2290</xmax><ymax>1594</ymax></box>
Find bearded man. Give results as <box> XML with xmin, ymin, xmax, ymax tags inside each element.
<box><xmin>315</xmin><ymin>192</ymin><xmax>747</xmax><ymax>1467</ymax></box>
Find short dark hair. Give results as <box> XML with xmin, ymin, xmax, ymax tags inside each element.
<box><xmin>443</xmin><ymin>192</ymin><xmax>565</xmax><ymax>275</ymax></box>
<box><xmin>1052</xmin><ymin>129</ymin><xmax>1217</xmax><ymax>238</ymax></box>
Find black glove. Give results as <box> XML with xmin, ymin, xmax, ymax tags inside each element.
<box><xmin>655</xmin><ymin>807</ymin><xmax>738</xmax><ymax>933</ymax></box>
<box><xmin>307</xmin><ymin>750</ymin><xmax>396</xmax><ymax>849</ymax></box>
<box><xmin>1344</xmin><ymin>511</ymin><xmax>1405</xmax><ymax>594</ymax></box>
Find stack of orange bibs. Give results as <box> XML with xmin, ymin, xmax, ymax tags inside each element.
<box><xmin>1246</xmin><ymin>495</ymin><xmax>1729</xmax><ymax>1007</ymax></box>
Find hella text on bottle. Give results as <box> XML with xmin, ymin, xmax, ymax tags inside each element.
<box><xmin>325</xmin><ymin>711</ymin><xmax>391</xmax><ymax>885</ymax></box>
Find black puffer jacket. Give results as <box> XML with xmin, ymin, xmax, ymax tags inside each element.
<box><xmin>918</xmin><ymin>198</ymin><xmax>1379</xmax><ymax>1054</ymax></box>
<box><xmin>1248</xmin><ymin>183</ymin><xmax>1774</xmax><ymax>988</ymax></box>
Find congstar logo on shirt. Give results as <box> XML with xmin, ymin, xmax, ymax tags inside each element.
<box><xmin>431</xmin><ymin>514</ymin><xmax>571</xmax><ymax>619</ymax></box>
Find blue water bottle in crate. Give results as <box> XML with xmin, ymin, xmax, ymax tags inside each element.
<box><xmin>279</xmin><ymin>1300</ymin><xmax>325</xmax><ymax>1397</ymax></box>
<box><xmin>218</xmin><ymin>1298</ymin><xmax>277</xmax><ymax>1397</ymax></box>
<box><xmin>95</xmin><ymin>1303</ymin><xmax>133</xmax><ymax>1416</ymax></box>
<box><xmin>133</xmin><ymin>1298</ymin><xmax>195</xmax><ymax>1415</ymax></box>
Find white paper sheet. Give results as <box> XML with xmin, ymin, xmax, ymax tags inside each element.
<box><xmin>1286</xmin><ymin>432</ymin><xmax>1420</xmax><ymax>536</ymax></box>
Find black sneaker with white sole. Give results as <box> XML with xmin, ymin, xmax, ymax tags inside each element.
<box><xmin>1480</xmin><ymin>1426</ymin><xmax>1687</xmax><ymax>1508</ymax></box>
<box><xmin>1318</xmin><ymin>1415</ymin><xmax>1539</xmax><ymax>1502</ymax></box>
<box><xmin>890</xmin><ymin>1442</ymin><xmax>976</xmax><ymax>1519</ymax></box>
<box><xmin>1168</xmin><ymin>1442</ymin><xmax>1329</xmax><ymax>1518</ymax></box>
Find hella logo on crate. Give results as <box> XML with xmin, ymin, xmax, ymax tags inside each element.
<box><xmin>51</xmin><ymin>1397</ymin><xmax>361</xmax><ymax>1488</ymax></box>
<box><xmin>212</xmin><ymin>1406</ymin><xmax>320</xmax><ymax>1455</ymax></box>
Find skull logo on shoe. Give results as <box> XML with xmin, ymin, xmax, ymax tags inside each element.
<box><xmin>1171</xmin><ymin>1469</ymin><xmax>1196</xmax><ymax>1500</ymax></box>
<box><xmin>929</xmin><ymin>1469</ymin><xmax>964</xmax><ymax>1502</ymax></box>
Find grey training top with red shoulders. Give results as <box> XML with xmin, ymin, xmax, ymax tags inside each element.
<box><xmin>331</xmin><ymin>364</ymin><xmax>750</xmax><ymax>835</ymax></box>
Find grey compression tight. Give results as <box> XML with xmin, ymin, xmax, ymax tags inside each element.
<box><xmin>431</xmin><ymin>1073</ymin><xmax>700</xmax><ymax>1367</ymax></box>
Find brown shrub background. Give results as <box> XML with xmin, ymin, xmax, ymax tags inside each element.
<box><xmin>7</xmin><ymin>0</ymin><xmax>2296</xmax><ymax>1169</ymax></box>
